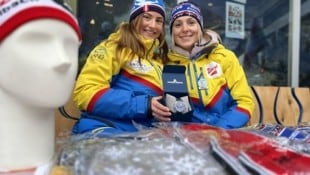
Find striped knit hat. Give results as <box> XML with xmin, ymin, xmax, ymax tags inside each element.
<box><xmin>170</xmin><ymin>2</ymin><xmax>203</xmax><ymax>33</ymax></box>
<box><xmin>129</xmin><ymin>0</ymin><xmax>165</xmax><ymax>22</ymax></box>
<box><xmin>0</xmin><ymin>0</ymin><xmax>82</xmax><ymax>43</ymax></box>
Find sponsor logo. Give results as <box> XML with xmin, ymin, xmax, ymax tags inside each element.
<box><xmin>128</xmin><ymin>59</ymin><xmax>152</xmax><ymax>73</ymax></box>
<box><xmin>0</xmin><ymin>0</ymin><xmax>40</xmax><ymax>16</ymax></box>
<box><xmin>167</xmin><ymin>78</ymin><xmax>183</xmax><ymax>84</ymax></box>
<box><xmin>205</xmin><ymin>61</ymin><xmax>222</xmax><ymax>78</ymax></box>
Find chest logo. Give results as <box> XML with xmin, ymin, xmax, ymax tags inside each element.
<box><xmin>205</xmin><ymin>62</ymin><xmax>222</xmax><ymax>78</ymax></box>
<box><xmin>128</xmin><ymin>59</ymin><xmax>152</xmax><ymax>73</ymax></box>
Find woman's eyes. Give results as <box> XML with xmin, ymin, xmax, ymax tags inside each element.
<box><xmin>156</xmin><ymin>18</ymin><xmax>164</xmax><ymax>24</ymax></box>
<box><xmin>188</xmin><ymin>20</ymin><xmax>197</xmax><ymax>25</ymax></box>
<box><xmin>143</xmin><ymin>14</ymin><xmax>151</xmax><ymax>20</ymax></box>
<box><xmin>174</xmin><ymin>20</ymin><xmax>197</xmax><ymax>27</ymax></box>
<box><xmin>142</xmin><ymin>14</ymin><xmax>163</xmax><ymax>24</ymax></box>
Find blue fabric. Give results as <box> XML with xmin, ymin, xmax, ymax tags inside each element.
<box><xmin>169</xmin><ymin>2</ymin><xmax>203</xmax><ymax>32</ymax></box>
<box><xmin>130</xmin><ymin>0</ymin><xmax>166</xmax><ymax>21</ymax></box>
<box><xmin>72</xmin><ymin>113</ymin><xmax>154</xmax><ymax>135</ymax></box>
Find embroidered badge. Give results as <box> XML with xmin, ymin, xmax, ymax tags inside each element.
<box><xmin>91</xmin><ymin>46</ymin><xmax>106</xmax><ymax>60</ymax></box>
<box><xmin>205</xmin><ymin>61</ymin><xmax>222</xmax><ymax>78</ymax></box>
<box><xmin>128</xmin><ymin>59</ymin><xmax>152</xmax><ymax>73</ymax></box>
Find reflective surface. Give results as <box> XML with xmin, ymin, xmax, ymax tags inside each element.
<box><xmin>300</xmin><ymin>0</ymin><xmax>310</xmax><ymax>86</ymax></box>
<box><xmin>74</xmin><ymin>0</ymin><xmax>309</xmax><ymax>86</ymax></box>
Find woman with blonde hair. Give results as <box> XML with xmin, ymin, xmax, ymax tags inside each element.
<box><xmin>168</xmin><ymin>2</ymin><xmax>255</xmax><ymax>129</ymax></box>
<box><xmin>72</xmin><ymin>0</ymin><xmax>172</xmax><ymax>136</ymax></box>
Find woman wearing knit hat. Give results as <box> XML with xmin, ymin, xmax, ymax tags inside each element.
<box><xmin>168</xmin><ymin>2</ymin><xmax>254</xmax><ymax>129</ymax></box>
<box><xmin>71</xmin><ymin>0</ymin><xmax>172</xmax><ymax>137</ymax></box>
<box><xmin>0</xmin><ymin>0</ymin><xmax>81</xmax><ymax>174</ymax></box>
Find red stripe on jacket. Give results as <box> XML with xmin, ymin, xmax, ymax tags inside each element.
<box><xmin>122</xmin><ymin>70</ymin><xmax>163</xmax><ymax>95</ymax></box>
<box><xmin>87</xmin><ymin>88</ymin><xmax>109</xmax><ymax>112</ymax></box>
<box><xmin>206</xmin><ymin>84</ymin><xmax>227</xmax><ymax>109</ymax></box>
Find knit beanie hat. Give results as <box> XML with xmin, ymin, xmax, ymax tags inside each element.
<box><xmin>0</xmin><ymin>0</ymin><xmax>82</xmax><ymax>43</ymax></box>
<box><xmin>170</xmin><ymin>2</ymin><xmax>203</xmax><ymax>33</ymax></box>
<box><xmin>129</xmin><ymin>0</ymin><xmax>165</xmax><ymax>22</ymax></box>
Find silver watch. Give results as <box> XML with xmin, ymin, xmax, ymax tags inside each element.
<box><xmin>174</xmin><ymin>100</ymin><xmax>186</xmax><ymax>113</ymax></box>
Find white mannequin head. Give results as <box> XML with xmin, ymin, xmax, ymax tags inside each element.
<box><xmin>0</xmin><ymin>19</ymin><xmax>79</xmax><ymax>107</ymax></box>
<box><xmin>0</xmin><ymin>0</ymin><xmax>81</xmax><ymax>108</ymax></box>
<box><xmin>0</xmin><ymin>0</ymin><xmax>81</xmax><ymax>172</ymax></box>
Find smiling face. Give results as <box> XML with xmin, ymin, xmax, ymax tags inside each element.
<box><xmin>136</xmin><ymin>11</ymin><xmax>164</xmax><ymax>40</ymax></box>
<box><xmin>0</xmin><ymin>19</ymin><xmax>79</xmax><ymax>107</ymax></box>
<box><xmin>171</xmin><ymin>16</ymin><xmax>201</xmax><ymax>51</ymax></box>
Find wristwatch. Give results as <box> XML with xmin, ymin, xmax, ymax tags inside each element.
<box><xmin>174</xmin><ymin>100</ymin><xmax>186</xmax><ymax>113</ymax></box>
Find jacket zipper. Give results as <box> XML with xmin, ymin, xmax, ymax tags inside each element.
<box><xmin>191</xmin><ymin>59</ymin><xmax>205</xmax><ymax>107</ymax></box>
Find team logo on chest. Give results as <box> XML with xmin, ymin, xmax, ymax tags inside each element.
<box><xmin>205</xmin><ymin>61</ymin><xmax>222</xmax><ymax>78</ymax></box>
<box><xmin>128</xmin><ymin>59</ymin><xmax>152</xmax><ymax>73</ymax></box>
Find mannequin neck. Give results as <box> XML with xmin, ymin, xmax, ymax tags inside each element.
<box><xmin>0</xmin><ymin>90</ymin><xmax>55</xmax><ymax>172</ymax></box>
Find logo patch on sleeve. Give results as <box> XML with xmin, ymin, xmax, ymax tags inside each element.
<box><xmin>91</xmin><ymin>46</ymin><xmax>106</xmax><ymax>61</ymax></box>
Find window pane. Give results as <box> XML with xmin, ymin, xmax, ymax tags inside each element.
<box><xmin>77</xmin><ymin>0</ymin><xmax>133</xmax><ymax>71</ymax></box>
<box><xmin>189</xmin><ymin>0</ymin><xmax>289</xmax><ymax>86</ymax></box>
<box><xmin>76</xmin><ymin>0</ymin><xmax>291</xmax><ymax>86</ymax></box>
<box><xmin>300</xmin><ymin>0</ymin><xmax>310</xmax><ymax>87</ymax></box>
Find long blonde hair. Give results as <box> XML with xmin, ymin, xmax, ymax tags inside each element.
<box><xmin>107</xmin><ymin>14</ymin><xmax>168</xmax><ymax>63</ymax></box>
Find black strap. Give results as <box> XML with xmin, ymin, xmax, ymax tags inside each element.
<box><xmin>82</xmin><ymin>114</ymin><xmax>116</xmax><ymax>128</ymax></box>
<box><xmin>58</xmin><ymin>106</ymin><xmax>79</xmax><ymax>120</ymax></box>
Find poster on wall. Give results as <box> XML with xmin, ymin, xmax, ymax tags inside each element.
<box><xmin>232</xmin><ymin>0</ymin><xmax>246</xmax><ymax>3</ymax></box>
<box><xmin>225</xmin><ymin>1</ymin><xmax>245</xmax><ymax>39</ymax></box>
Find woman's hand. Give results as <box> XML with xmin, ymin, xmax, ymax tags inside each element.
<box><xmin>151</xmin><ymin>96</ymin><xmax>171</xmax><ymax>122</ymax></box>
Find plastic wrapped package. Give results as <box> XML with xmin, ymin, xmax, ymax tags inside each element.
<box><xmin>175</xmin><ymin>123</ymin><xmax>310</xmax><ymax>174</ymax></box>
<box><xmin>54</xmin><ymin>122</ymin><xmax>310</xmax><ymax>175</ymax></box>
<box><xmin>247</xmin><ymin>123</ymin><xmax>310</xmax><ymax>154</ymax></box>
<box><xmin>55</xmin><ymin>126</ymin><xmax>228</xmax><ymax>175</ymax></box>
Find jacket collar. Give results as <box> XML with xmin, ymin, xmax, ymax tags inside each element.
<box><xmin>170</xmin><ymin>34</ymin><xmax>218</xmax><ymax>59</ymax></box>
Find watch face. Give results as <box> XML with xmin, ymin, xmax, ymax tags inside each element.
<box><xmin>174</xmin><ymin>100</ymin><xmax>186</xmax><ymax>113</ymax></box>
